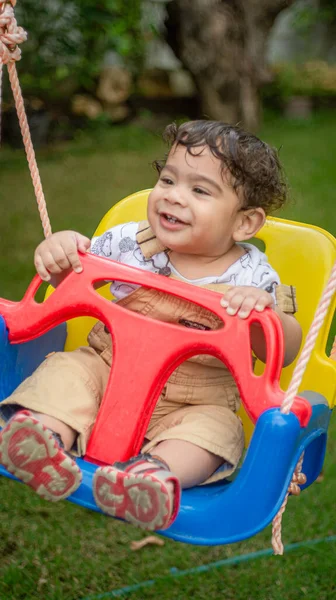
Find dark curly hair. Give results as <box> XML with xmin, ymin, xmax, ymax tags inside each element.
<box><xmin>153</xmin><ymin>120</ymin><xmax>288</xmax><ymax>214</ymax></box>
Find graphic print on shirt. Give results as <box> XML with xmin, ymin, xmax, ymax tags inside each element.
<box><xmin>265</xmin><ymin>281</ymin><xmax>279</xmax><ymax>294</ymax></box>
<box><xmin>119</xmin><ymin>236</ymin><xmax>136</xmax><ymax>253</ymax></box>
<box><xmin>91</xmin><ymin>231</ymin><xmax>114</xmax><ymax>257</ymax></box>
<box><xmin>239</xmin><ymin>252</ymin><xmax>253</xmax><ymax>270</ymax></box>
<box><xmin>90</xmin><ymin>223</ymin><xmax>281</xmax><ymax>302</ymax></box>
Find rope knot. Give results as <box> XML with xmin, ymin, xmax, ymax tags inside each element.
<box><xmin>288</xmin><ymin>471</ymin><xmax>307</xmax><ymax>496</ymax></box>
<box><xmin>0</xmin><ymin>1</ymin><xmax>27</xmax><ymax>64</ymax></box>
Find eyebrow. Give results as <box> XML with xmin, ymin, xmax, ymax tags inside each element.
<box><xmin>162</xmin><ymin>164</ymin><xmax>223</xmax><ymax>193</ymax></box>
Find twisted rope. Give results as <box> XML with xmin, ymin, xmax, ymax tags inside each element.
<box><xmin>280</xmin><ymin>260</ymin><xmax>336</xmax><ymax>415</ymax></box>
<box><xmin>272</xmin><ymin>454</ymin><xmax>307</xmax><ymax>554</ymax></box>
<box><xmin>272</xmin><ymin>454</ymin><xmax>306</xmax><ymax>555</ymax></box>
<box><xmin>272</xmin><ymin>260</ymin><xmax>336</xmax><ymax>553</ymax></box>
<box><xmin>0</xmin><ymin>0</ymin><xmax>52</xmax><ymax>238</ymax></box>
<box><xmin>331</xmin><ymin>336</ymin><xmax>336</xmax><ymax>361</ymax></box>
<box><xmin>0</xmin><ymin>0</ymin><xmax>25</xmax><ymax>64</ymax></box>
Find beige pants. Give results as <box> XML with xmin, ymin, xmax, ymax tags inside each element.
<box><xmin>0</xmin><ymin>287</ymin><xmax>245</xmax><ymax>484</ymax></box>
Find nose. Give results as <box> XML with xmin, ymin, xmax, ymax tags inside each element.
<box><xmin>164</xmin><ymin>184</ymin><xmax>186</xmax><ymax>206</ymax></box>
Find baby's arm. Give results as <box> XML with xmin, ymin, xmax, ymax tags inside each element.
<box><xmin>34</xmin><ymin>230</ymin><xmax>91</xmax><ymax>287</ymax></box>
<box><xmin>220</xmin><ymin>286</ymin><xmax>302</xmax><ymax>366</ymax></box>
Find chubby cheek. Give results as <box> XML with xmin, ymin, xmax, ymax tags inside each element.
<box><xmin>193</xmin><ymin>209</ymin><xmax>218</xmax><ymax>233</ymax></box>
<box><xmin>146</xmin><ymin>194</ymin><xmax>157</xmax><ymax>221</ymax></box>
<box><xmin>194</xmin><ymin>213</ymin><xmax>230</xmax><ymax>247</ymax></box>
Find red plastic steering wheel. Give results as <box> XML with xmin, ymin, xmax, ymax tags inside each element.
<box><xmin>0</xmin><ymin>253</ymin><xmax>311</xmax><ymax>466</ymax></box>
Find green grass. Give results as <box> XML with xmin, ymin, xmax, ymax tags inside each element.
<box><xmin>260</xmin><ymin>110</ymin><xmax>336</xmax><ymax>230</ymax></box>
<box><xmin>0</xmin><ymin>110</ymin><xmax>335</xmax><ymax>600</ymax></box>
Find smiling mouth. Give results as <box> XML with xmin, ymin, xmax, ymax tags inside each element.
<box><xmin>161</xmin><ymin>213</ymin><xmax>187</xmax><ymax>225</ymax></box>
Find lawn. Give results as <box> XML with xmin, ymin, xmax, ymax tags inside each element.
<box><xmin>0</xmin><ymin>110</ymin><xmax>335</xmax><ymax>600</ymax></box>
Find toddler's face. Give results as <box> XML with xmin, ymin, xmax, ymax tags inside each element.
<box><xmin>147</xmin><ymin>144</ymin><xmax>242</xmax><ymax>257</ymax></box>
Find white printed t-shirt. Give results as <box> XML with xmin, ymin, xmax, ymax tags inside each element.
<box><xmin>91</xmin><ymin>221</ymin><xmax>281</xmax><ymax>300</ymax></box>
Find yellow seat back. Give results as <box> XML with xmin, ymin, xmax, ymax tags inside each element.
<box><xmin>64</xmin><ymin>190</ymin><xmax>336</xmax><ymax>420</ymax></box>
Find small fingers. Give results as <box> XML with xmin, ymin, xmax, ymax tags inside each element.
<box><xmin>223</xmin><ymin>292</ymin><xmax>247</xmax><ymax>316</ymax></box>
<box><xmin>48</xmin><ymin>247</ymin><xmax>72</xmax><ymax>272</ymax></box>
<box><xmin>62</xmin><ymin>246</ymin><xmax>83</xmax><ymax>273</ymax></box>
<box><xmin>254</xmin><ymin>296</ymin><xmax>272</xmax><ymax>312</ymax></box>
<box><xmin>220</xmin><ymin>287</ymin><xmax>274</xmax><ymax>319</ymax></box>
<box><xmin>35</xmin><ymin>249</ymin><xmax>70</xmax><ymax>281</ymax></box>
<box><xmin>34</xmin><ymin>252</ymin><xmax>51</xmax><ymax>281</ymax></box>
<box><xmin>220</xmin><ymin>287</ymin><xmax>235</xmax><ymax>308</ymax></box>
<box><xmin>61</xmin><ymin>233</ymin><xmax>91</xmax><ymax>272</ymax></box>
<box><xmin>75</xmin><ymin>233</ymin><xmax>91</xmax><ymax>254</ymax></box>
<box><xmin>33</xmin><ymin>231</ymin><xmax>86</xmax><ymax>281</ymax></box>
<box><xmin>236</xmin><ymin>296</ymin><xmax>259</xmax><ymax>319</ymax></box>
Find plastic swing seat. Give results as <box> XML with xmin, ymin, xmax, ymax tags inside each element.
<box><xmin>0</xmin><ymin>190</ymin><xmax>335</xmax><ymax>546</ymax></box>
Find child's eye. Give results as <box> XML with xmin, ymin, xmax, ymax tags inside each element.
<box><xmin>194</xmin><ymin>187</ymin><xmax>209</xmax><ymax>195</ymax></box>
<box><xmin>160</xmin><ymin>176</ymin><xmax>174</xmax><ymax>185</ymax></box>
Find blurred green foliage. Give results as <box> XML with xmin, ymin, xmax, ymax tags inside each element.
<box><xmin>292</xmin><ymin>0</ymin><xmax>336</xmax><ymax>35</ymax></box>
<box><xmin>268</xmin><ymin>61</ymin><xmax>336</xmax><ymax>99</ymax></box>
<box><xmin>7</xmin><ymin>0</ymin><xmax>144</xmax><ymax>107</ymax></box>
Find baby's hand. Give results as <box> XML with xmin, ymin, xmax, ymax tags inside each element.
<box><xmin>220</xmin><ymin>286</ymin><xmax>274</xmax><ymax>319</ymax></box>
<box><xmin>34</xmin><ymin>230</ymin><xmax>91</xmax><ymax>282</ymax></box>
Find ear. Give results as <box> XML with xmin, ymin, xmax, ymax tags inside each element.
<box><xmin>233</xmin><ymin>207</ymin><xmax>266</xmax><ymax>242</ymax></box>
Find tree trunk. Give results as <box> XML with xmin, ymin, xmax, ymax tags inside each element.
<box><xmin>165</xmin><ymin>0</ymin><xmax>295</xmax><ymax>130</ymax></box>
